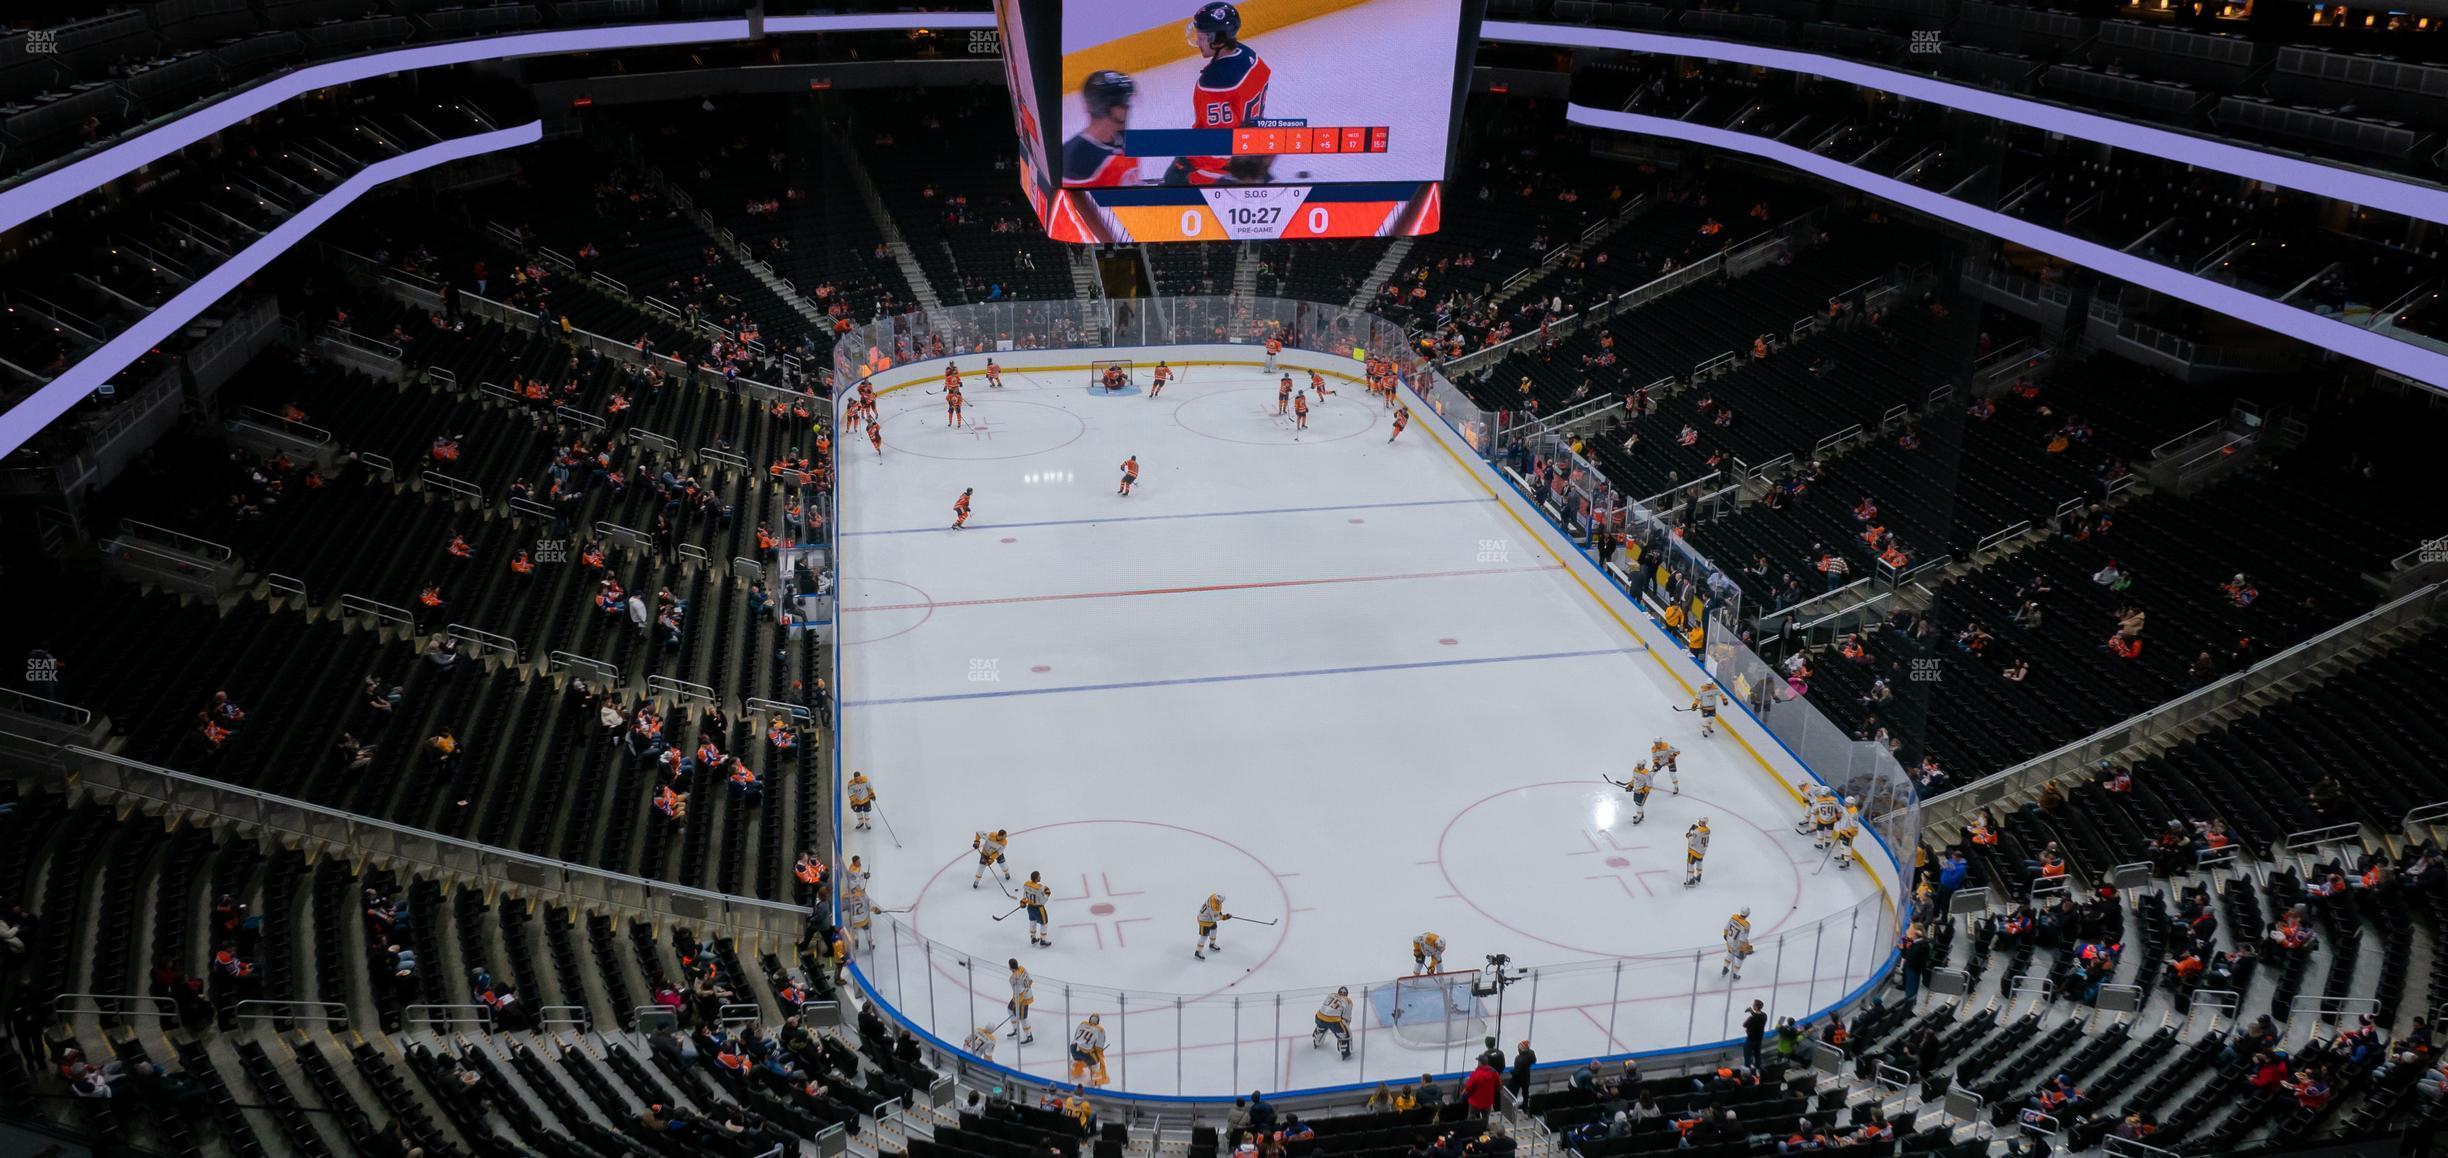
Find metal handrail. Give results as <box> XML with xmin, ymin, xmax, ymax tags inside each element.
<box><xmin>0</xmin><ymin>687</ymin><xmax>92</xmax><ymax>727</ymax></box>
<box><xmin>421</xmin><ymin>470</ymin><xmax>485</xmax><ymax>504</ymax></box>
<box><xmin>340</xmin><ymin>594</ymin><xmax>417</xmax><ymax>630</ymax></box>
<box><xmin>2149</xmin><ymin>418</ymin><xmax>2226</xmax><ymax>461</ymax></box>
<box><xmin>446</xmin><ymin>624</ymin><xmax>520</xmax><ymax>663</ymax></box>
<box><xmin>1768</xmin><ymin>576</ymin><xmax>1873</xmax><ymax>624</ymax></box>
<box><xmin>2282</xmin><ymin>822</ymin><xmax>2364</xmax><ymax>857</ymax></box>
<box><xmin>102</xmin><ymin>537</ymin><xmax>228</xmax><ymax>597</ymax></box>
<box><xmin>56</xmin><ymin>993</ymin><xmax>177</xmax><ymax>1019</ymax></box>
<box><xmin>745</xmin><ymin>697</ymin><xmax>810</xmax><ymax>721</ymax></box>
<box><xmin>320</xmin><ymin>324</ymin><xmax>401</xmax><ymax>361</ymax></box>
<box><xmin>407</xmin><ymin>1004</ymin><xmax>495</xmax><ymax>1032</ymax></box>
<box><xmin>1792</xmin><ymin>592</ymin><xmax>1892</xmax><ymax>638</ymax></box>
<box><xmin>2404</xmin><ymin>799</ymin><xmax>2448</xmax><ymax>833</ymax></box>
<box><xmin>118</xmin><ymin>518</ymin><xmax>236</xmax><ymax>563</ymax></box>
<box><xmin>646</xmin><ymin>675</ymin><xmax>717</xmax><ymax>704</ymax></box>
<box><xmin>547</xmin><ymin>650</ymin><xmax>620</xmax><ymax>686</ymax></box>
<box><xmin>1972</xmin><ymin>521</ymin><xmax>2034</xmax><ymax>555</ymax></box>
<box><xmin>235</xmin><ymin>999</ymin><xmax>349</xmax><ymax>1024</ymax></box>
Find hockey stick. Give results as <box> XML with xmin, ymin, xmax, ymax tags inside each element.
<box><xmin>1601</xmin><ymin>775</ymin><xmax>1633</xmax><ymax>790</ymax></box>
<box><xmin>1227</xmin><ymin>915</ymin><xmax>1279</xmax><ymax>926</ymax></box>
<box><xmin>1670</xmin><ymin>705</ymin><xmax>1695</xmax><ymax>713</ymax></box>
<box><xmin>875</xmin><ymin>806</ymin><xmax>904</xmax><ymax>849</ymax></box>
<box><xmin>1811</xmin><ymin>842</ymin><xmax>1840</xmax><ymax>876</ymax></box>
<box><xmin>990</xmin><ymin>903</ymin><xmax>1028</xmax><ymax>922</ymax></box>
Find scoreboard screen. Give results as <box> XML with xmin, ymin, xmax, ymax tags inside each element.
<box><xmin>995</xmin><ymin>0</ymin><xmax>1484</xmax><ymax>243</ymax></box>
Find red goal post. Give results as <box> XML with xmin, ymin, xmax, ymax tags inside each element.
<box><xmin>1382</xmin><ymin>969</ymin><xmax>1488</xmax><ymax>1050</ymax></box>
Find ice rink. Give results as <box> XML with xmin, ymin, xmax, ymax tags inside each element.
<box><xmin>836</xmin><ymin>344</ymin><xmax>1893</xmax><ymax>1095</ymax></box>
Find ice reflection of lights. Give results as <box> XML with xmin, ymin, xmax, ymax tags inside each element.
<box><xmin>1021</xmin><ymin>471</ymin><xmax>1074</xmax><ymax>485</ymax></box>
<box><xmin>1592</xmin><ymin>794</ymin><xmax>1618</xmax><ymax>831</ymax></box>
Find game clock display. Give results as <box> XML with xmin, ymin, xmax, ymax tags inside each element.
<box><xmin>995</xmin><ymin>0</ymin><xmax>1484</xmax><ymax>243</ymax></box>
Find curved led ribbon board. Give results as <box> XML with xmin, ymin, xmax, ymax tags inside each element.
<box><xmin>1566</xmin><ymin>104</ymin><xmax>2448</xmax><ymax>390</ymax></box>
<box><xmin>1492</xmin><ymin>20</ymin><xmax>2448</xmax><ymax>228</ymax></box>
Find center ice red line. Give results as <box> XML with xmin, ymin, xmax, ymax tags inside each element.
<box><xmin>840</xmin><ymin>562</ymin><xmax>1565</xmax><ymax>613</ymax></box>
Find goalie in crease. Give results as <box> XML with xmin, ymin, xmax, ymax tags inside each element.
<box><xmin>1069</xmin><ymin>1013</ymin><xmax>1110</xmax><ymax>1086</ymax></box>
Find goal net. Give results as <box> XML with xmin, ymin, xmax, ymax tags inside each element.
<box><xmin>1090</xmin><ymin>359</ymin><xmax>1135</xmax><ymax>390</ymax></box>
<box><xmin>1380</xmin><ymin>970</ymin><xmax>1487</xmax><ymax>1050</ymax></box>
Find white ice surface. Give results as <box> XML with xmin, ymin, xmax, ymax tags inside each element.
<box><xmin>836</xmin><ymin>346</ymin><xmax>1890</xmax><ymax>1096</ymax></box>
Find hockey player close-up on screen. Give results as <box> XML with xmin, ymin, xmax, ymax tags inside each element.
<box><xmin>1062</xmin><ymin>69</ymin><xmax>1138</xmax><ymax>187</ymax></box>
<box><xmin>1168</xmin><ymin>2</ymin><xmax>1273</xmax><ymax>186</ymax></box>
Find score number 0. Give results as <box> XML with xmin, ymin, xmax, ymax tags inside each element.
<box><xmin>1181</xmin><ymin>205</ymin><xmax>1334</xmax><ymax>237</ymax></box>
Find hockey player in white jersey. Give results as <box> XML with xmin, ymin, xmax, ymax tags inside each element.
<box><xmin>1689</xmin><ymin>683</ymin><xmax>1723</xmax><ymax>738</ymax></box>
<box><xmin>1830</xmin><ymin>798</ymin><xmax>1862</xmax><ymax>869</ymax></box>
<box><xmin>1194</xmin><ymin>893</ymin><xmax>1231</xmax><ymax>959</ymax></box>
<box><xmin>1801</xmin><ymin>787</ymin><xmax>1843</xmax><ymax>846</ymax></box>
<box><xmin>1069</xmin><ymin>1013</ymin><xmax>1110</xmax><ymax>1086</ymax></box>
<box><xmin>1311</xmin><ymin>987</ymin><xmax>1354</xmax><ymax>1060</ymax></box>
<box><xmin>1622</xmin><ymin>762</ymin><xmax>1655</xmax><ymax>825</ymax></box>
<box><xmin>1020</xmin><ymin>871</ymin><xmax>1053</xmax><ymax>948</ymax></box>
<box><xmin>842</xmin><ymin>883</ymin><xmax>872</xmax><ymax>952</ymax></box>
<box><xmin>1652</xmin><ymin>738</ymin><xmax>1683</xmax><ymax>794</ymax></box>
<box><xmin>1722</xmin><ymin>907</ymin><xmax>1753</xmax><ymax>977</ymax></box>
<box><xmin>1007</xmin><ymin>959</ymin><xmax>1036</xmax><ymax>1043</ymax></box>
<box><xmin>973</xmin><ymin>829</ymin><xmax>1012</xmax><ymax>889</ymax></box>
<box><xmin>963</xmin><ymin>1025</ymin><xmax>998</xmax><ymax>1062</ymax></box>
<box><xmin>1684</xmin><ymin>818</ymin><xmax>1712</xmax><ymax>887</ymax></box>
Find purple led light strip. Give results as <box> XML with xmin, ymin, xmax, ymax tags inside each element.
<box><xmin>0</xmin><ymin>121</ymin><xmax>544</xmax><ymax>459</ymax></box>
<box><xmin>1566</xmin><ymin>105</ymin><xmax>2448</xmax><ymax>390</ymax></box>
<box><xmin>1494</xmin><ymin>20</ymin><xmax>2448</xmax><ymax>228</ymax></box>
<box><xmin>0</xmin><ymin>13</ymin><xmax>995</xmax><ymax>237</ymax></box>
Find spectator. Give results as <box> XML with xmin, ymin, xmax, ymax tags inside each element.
<box><xmin>1508</xmin><ymin>1040</ymin><xmax>1536</xmax><ymax>1107</ymax></box>
<box><xmin>1900</xmin><ymin>929</ymin><xmax>1932</xmax><ymax>1001</ymax></box>
<box><xmin>1462</xmin><ymin>1059</ymin><xmax>1501</xmax><ymax>1113</ymax></box>
<box><xmin>1414</xmin><ymin>1073</ymin><xmax>1445</xmax><ymax>1117</ymax></box>
<box><xmin>1248</xmin><ymin>1090</ymin><xmax>1276</xmax><ymax>1132</ymax></box>
<box><xmin>1772</xmin><ymin>1017</ymin><xmax>1803</xmax><ymax>1065</ymax></box>
<box><xmin>1741</xmin><ymin>1001</ymin><xmax>1768</xmax><ymax>1069</ymax></box>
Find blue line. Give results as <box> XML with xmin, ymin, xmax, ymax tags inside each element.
<box><xmin>840</xmin><ymin>496</ymin><xmax>1493</xmax><ymax>537</ymax></box>
<box><xmin>845</xmin><ymin>646</ymin><xmax>1641</xmax><ymax>708</ymax></box>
